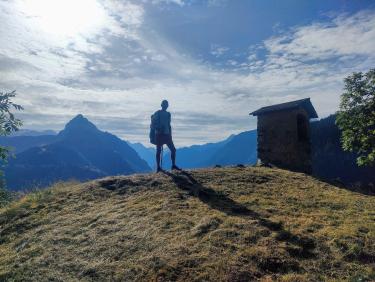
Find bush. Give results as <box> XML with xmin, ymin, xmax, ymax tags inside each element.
<box><xmin>0</xmin><ymin>174</ymin><xmax>12</xmax><ymax>207</ymax></box>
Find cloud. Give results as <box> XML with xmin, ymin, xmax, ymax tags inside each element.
<box><xmin>1</xmin><ymin>2</ymin><xmax>374</xmax><ymax>146</ymax></box>
<box><xmin>228</xmin><ymin>10</ymin><xmax>375</xmax><ymax>115</ymax></box>
<box><xmin>206</xmin><ymin>0</ymin><xmax>228</xmax><ymax>7</ymax></box>
<box><xmin>210</xmin><ymin>44</ymin><xmax>229</xmax><ymax>57</ymax></box>
<box><xmin>150</xmin><ymin>0</ymin><xmax>185</xmax><ymax>6</ymax></box>
<box><xmin>0</xmin><ymin>0</ymin><xmax>142</xmax><ymax>83</ymax></box>
<box><xmin>264</xmin><ymin>11</ymin><xmax>375</xmax><ymax>60</ymax></box>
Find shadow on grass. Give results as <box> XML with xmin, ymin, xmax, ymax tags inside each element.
<box><xmin>162</xmin><ymin>170</ymin><xmax>316</xmax><ymax>258</ymax></box>
<box><xmin>312</xmin><ymin>175</ymin><xmax>375</xmax><ymax>196</ymax></box>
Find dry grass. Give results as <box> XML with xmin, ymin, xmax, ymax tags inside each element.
<box><xmin>0</xmin><ymin>167</ymin><xmax>374</xmax><ymax>281</ymax></box>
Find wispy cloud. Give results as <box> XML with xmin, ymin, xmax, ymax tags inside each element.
<box><xmin>210</xmin><ymin>44</ymin><xmax>229</xmax><ymax>57</ymax></box>
<box><xmin>150</xmin><ymin>0</ymin><xmax>186</xmax><ymax>6</ymax></box>
<box><xmin>264</xmin><ymin>11</ymin><xmax>375</xmax><ymax>60</ymax></box>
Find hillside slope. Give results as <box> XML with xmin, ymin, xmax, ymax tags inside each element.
<box><xmin>0</xmin><ymin>167</ymin><xmax>374</xmax><ymax>281</ymax></box>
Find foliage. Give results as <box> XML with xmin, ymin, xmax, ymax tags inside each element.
<box><xmin>0</xmin><ymin>172</ymin><xmax>12</xmax><ymax>208</ymax></box>
<box><xmin>0</xmin><ymin>90</ymin><xmax>23</xmax><ymax>161</ymax></box>
<box><xmin>336</xmin><ymin>69</ymin><xmax>375</xmax><ymax>166</ymax></box>
<box><xmin>0</xmin><ymin>90</ymin><xmax>23</xmax><ymax>206</ymax></box>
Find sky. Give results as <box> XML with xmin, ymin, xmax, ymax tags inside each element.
<box><xmin>0</xmin><ymin>0</ymin><xmax>374</xmax><ymax>146</ymax></box>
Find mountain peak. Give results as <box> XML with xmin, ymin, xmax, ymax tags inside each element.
<box><xmin>62</xmin><ymin>114</ymin><xmax>98</xmax><ymax>134</ymax></box>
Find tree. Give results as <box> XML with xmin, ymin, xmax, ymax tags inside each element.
<box><xmin>0</xmin><ymin>90</ymin><xmax>23</xmax><ymax>206</ymax></box>
<box><xmin>336</xmin><ymin>69</ymin><xmax>375</xmax><ymax>167</ymax></box>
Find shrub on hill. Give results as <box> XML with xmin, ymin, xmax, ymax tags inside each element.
<box><xmin>0</xmin><ymin>186</ymin><xmax>11</xmax><ymax>207</ymax></box>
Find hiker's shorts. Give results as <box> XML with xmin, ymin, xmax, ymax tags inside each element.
<box><xmin>156</xmin><ymin>133</ymin><xmax>172</xmax><ymax>146</ymax></box>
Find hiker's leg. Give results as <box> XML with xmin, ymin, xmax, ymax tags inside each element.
<box><xmin>166</xmin><ymin>141</ymin><xmax>176</xmax><ymax>166</ymax></box>
<box><xmin>156</xmin><ymin>145</ymin><xmax>162</xmax><ymax>169</ymax></box>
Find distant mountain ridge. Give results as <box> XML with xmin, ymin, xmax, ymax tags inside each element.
<box><xmin>9</xmin><ymin>129</ymin><xmax>57</xmax><ymax>137</ymax></box>
<box><xmin>207</xmin><ymin>130</ymin><xmax>257</xmax><ymax>166</ymax></box>
<box><xmin>0</xmin><ymin>135</ymin><xmax>56</xmax><ymax>154</ymax></box>
<box><xmin>127</xmin><ymin>142</ymin><xmax>156</xmax><ymax>169</ymax></box>
<box><xmin>1</xmin><ymin>115</ymin><xmax>373</xmax><ymax>191</ymax></box>
<box><xmin>128</xmin><ymin>135</ymin><xmax>234</xmax><ymax>169</ymax></box>
<box><xmin>2</xmin><ymin>115</ymin><xmax>151</xmax><ymax>190</ymax></box>
<box><xmin>129</xmin><ymin>130</ymin><xmax>257</xmax><ymax>170</ymax></box>
<box><xmin>311</xmin><ymin>115</ymin><xmax>374</xmax><ymax>189</ymax></box>
<box><xmin>164</xmin><ymin>130</ymin><xmax>257</xmax><ymax>168</ymax></box>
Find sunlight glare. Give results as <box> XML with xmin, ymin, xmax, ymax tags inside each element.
<box><xmin>22</xmin><ymin>0</ymin><xmax>107</xmax><ymax>38</ymax></box>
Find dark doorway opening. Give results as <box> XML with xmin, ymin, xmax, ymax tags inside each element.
<box><xmin>297</xmin><ymin>114</ymin><xmax>309</xmax><ymax>142</ymax></box>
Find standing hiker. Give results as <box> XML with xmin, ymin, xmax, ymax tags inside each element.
<box><xmin>150</xmin><ymin>100</ymin><xmax>181</xmax><ymax>172</ymax></box>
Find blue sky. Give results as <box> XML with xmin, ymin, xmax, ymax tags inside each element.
<box><xmin>0</xmin><ymin>0</ymin><xmax>374</xmax><ymax>146</ymax></box>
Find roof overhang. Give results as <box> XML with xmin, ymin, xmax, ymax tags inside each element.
<box><xmin>250</xmin><ymin>98</ymin><xmax>318</xmax><ymax>119</ymax></box>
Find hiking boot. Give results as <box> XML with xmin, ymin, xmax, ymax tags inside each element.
<box><xmin>156</xmin><ymin>167</ymin><xmax>164</xmax><ymax>173</ymax></box>
<box><xmin>171</xmin><ymin>165</ymin><xmax>181</xmax><ymax>171</ymax></box>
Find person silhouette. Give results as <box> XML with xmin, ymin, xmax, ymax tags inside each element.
<box><xmin>152</xmin><ymin>100</ymin><xmax>181</xmax><ymax>172</ymax></box>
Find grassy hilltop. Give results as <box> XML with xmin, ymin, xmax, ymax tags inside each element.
<box><xmin>0</xmin><ymin>167</ymin><xmax>374</xmax><ymax>281</ymax></box>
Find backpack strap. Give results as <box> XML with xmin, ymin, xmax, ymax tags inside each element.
<box><xmin>158</xmin><ymin>110</ymin><xmax>161</xmax><ymax>128</ymax></box>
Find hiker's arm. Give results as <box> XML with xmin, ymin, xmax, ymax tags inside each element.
<box><xmin>169</xmin><ymin>113</ymin><xmax>172</xmax><ymax>135</ymax></box>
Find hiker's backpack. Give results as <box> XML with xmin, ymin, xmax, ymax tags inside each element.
<box><xmin>149</xmin><ymin>110</ymin><xmax>161</xmax><ymax>145</ymax></box>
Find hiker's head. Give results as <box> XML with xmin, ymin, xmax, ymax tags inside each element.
<box><xmin>161</xmin><ymin>100</ymin><xmax>169</xmax><ymax>110</ymax></box>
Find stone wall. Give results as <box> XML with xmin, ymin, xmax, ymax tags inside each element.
<box><xmin>257</xmin><ymin>108</ymin><xmax>312</xmax><ymax>173</ymax></box>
